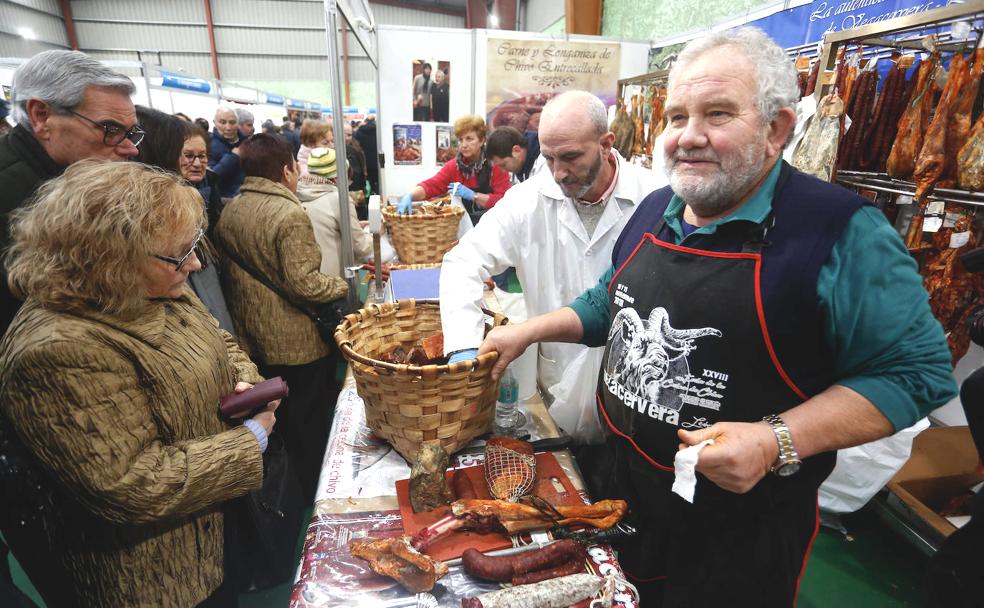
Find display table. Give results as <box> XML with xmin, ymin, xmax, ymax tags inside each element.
<box><xmin>288</xmin><ymin>371</ymin><xmax>639</xmax><ymax>607</ymax></box>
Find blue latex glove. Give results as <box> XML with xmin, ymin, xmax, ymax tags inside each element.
<box><xmin>397</xmin><ymin>193</ymin><xmax>414</xmax><ymax>215</ymax></box>
<box><xmin>447</xmin><ymin>349</ymin><xmax>479</xmax><ymax>364</ymax></box>
<box><xmin>448</xmin><ymin>183</ymin><xmax>475</xmax><ymax>202</ymax></box>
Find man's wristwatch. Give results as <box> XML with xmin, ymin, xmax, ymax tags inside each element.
<box><xmin>763</xmin><ymin>414</ymin><xmax>802</xmax><ymax>477</ymax></box>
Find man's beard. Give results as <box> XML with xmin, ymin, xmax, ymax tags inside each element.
<box><xmin>665</xmin><ymin>135</ymin><xmax>766</xmax><ymax>217</ymax></box>
<box><xmin>560</xmin><ymin>151</ymin><xmax>604</xmax><ymax>199</ymax></box>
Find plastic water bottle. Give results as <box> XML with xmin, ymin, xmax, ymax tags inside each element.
<box><xmin>494</xmin><ymin>367</ymin><xmax>526</xmax><ymax>436</ymax></box>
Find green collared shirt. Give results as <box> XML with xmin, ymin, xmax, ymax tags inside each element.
<box><xmin>570</xmin><ymin>161</ymin><xmax>957</xmax><ymax>431</ymax></box>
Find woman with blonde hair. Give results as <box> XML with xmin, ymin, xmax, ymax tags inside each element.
<box><xmin>397</xmin><ymin>114</ymin><xmax>511</xmax><ymax>224</ymax></box>
<box><xmin>0</xmin><ymin>160</ymin><xmax>276</xmax><ymax>607</ymax></box>
<box><xmin>297</xmin><ymin>118</ymin><xmax>333</xmax><ymax>176</ymax></box>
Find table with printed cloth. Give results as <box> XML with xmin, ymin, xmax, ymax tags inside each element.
<box><xmin>287</xmin><ymin>368</ymin><xmax>640</xmax><ymax>608</ymax></box>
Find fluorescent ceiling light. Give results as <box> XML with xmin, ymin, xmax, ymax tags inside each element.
<box><xmin>18</xmin><ymin>27</ymin><xmax>37</xmax><ymax>40</ymax></box>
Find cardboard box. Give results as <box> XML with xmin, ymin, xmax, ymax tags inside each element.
<box><xmin>886</xmin><ymin>426</ymin><xmax>984</xmax><ymax>542</ymax></box>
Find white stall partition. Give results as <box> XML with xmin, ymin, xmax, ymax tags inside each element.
<box><xmin>376</xmin><ymin>25</ymin><xmax>476</xmax><ymax>199</ymax></box>
<box><xmin>376</xmin><ymin>26</ymin><xmax>652</xmax><ymax>200</ymax></box>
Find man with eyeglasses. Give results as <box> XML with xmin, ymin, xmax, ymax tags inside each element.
<box><xmin>0</xmin><ymin>50</ymin><xmax>140</xmax><ymax>335</ymax></box>
<box><xmin>0</xmin><ymin>48</ymin><xmax>139</xmax><ymax>606</ymax></box>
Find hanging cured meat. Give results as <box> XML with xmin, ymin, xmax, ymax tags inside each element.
<box><xmin>858</xmin><ymin>59</ymin><xmax>911</xmax><ymax>172</ymax></box>
<box><xmin>793</xmin><ymin>93</ymin><xmax>845</xmax><ymax>181</ymax></box>
<box><xmin>958</xmin><ymin>113</ymin><xmax>984</xmax><ymax>190</ymax></box>
<box><xmin>945</xmin><ymin>48</ymin><xmax>984</xmax><ymax>184</ymax></box>
<box><xmin>886</xmin><ymin>53</ymin><xmax>939</xmax><ymax>179</ymax></box>
<box><xmin>610</xmin><ymin>98</ymin><xmax>634</xmax><ymax>159</ymax></box>
<box><xmin>907</xmin><ymin>53</ymin><xmax>970</xmax><ymax>248</ymax></box>
<box><xmin>921</xmin><ymin>209</ymin><xmax>984</xmax><ymax>365</ymax></box>
<box><xmin>646</xmin><ymin>86</ymin><xmax>665</xmax><ymax>158</ymax></box>
<box><xmin>804</xmin><ymin>57</ymin><xmax>822</xmax><ymax>97</ymax></box>
<box><xmin>631</xmin><ymin>94</ymin><xmax>646</xmax><ymax>158</ymax></box>
<box><xmin>836</xmin><ymin>66</ymin><xmax>878</xmax><ymax>171</ymax></box>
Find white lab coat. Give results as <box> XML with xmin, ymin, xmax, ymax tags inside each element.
<box><xmin>440</xmin><ymin>152</ymin><xmax>659</xmax><ymax>443</ymax></box>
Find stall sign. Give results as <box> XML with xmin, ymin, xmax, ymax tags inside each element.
<box><xmin>287</xmin><ymin>98</ymin><xmax>305</xmax><ymax>109</ymax></box>
<box><xmin>160</xmin><ymin>72</ymin><xmax>211</xmax><ymax>94</ymax></box>
<box><xmin>263</xmin><ymin>93</ymin><xmax>285</xmax><ymax>105</ymax></box>
<box><xmin>486</xmin><ymin>37</ymin><xmax>620</xmax><ymax>132</ymax></box>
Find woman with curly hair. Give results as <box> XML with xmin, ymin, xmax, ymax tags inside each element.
<box><xmin>0</xmin><ymin>160</ymin><xmax>277</xmax><ymax>607</ymax></box>
<box><xmin>397</xmin><ymin>114</ymin><xmax>511</xmax><ymax>225</ymax></box>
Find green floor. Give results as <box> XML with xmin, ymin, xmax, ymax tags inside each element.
<box><xmin>8</xmin><ymin>502</ymin><xmax>934</xmax><ymax>607</ymax></box>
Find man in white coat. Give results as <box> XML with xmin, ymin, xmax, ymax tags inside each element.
<box><xmin>440</xmin><ymin>90</ymin><xmax>658</xmax><ymax>443</ymax></box>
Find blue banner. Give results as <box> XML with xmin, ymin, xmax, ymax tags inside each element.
<box><xmin>160</xmin><ymin>72</ymin><xmax>211</xmax><ymax>94</ymax></box>
<box><xmin>749</xmin><ymin>0</ymin><xmax>958</xmax><ymax>49</ymax></box>
<box><xmin>306</xmin><ymin>102</ymin><xmax>322</xmax><ymax>111</ymax></box>
<box><xmin>287</xmin><ymin>98</ymin><xmax>305</xmax><ymax>109</ymax></box>
<box><xmin>265</xmin><ymin>94</ymin><xmax>285</xmax><ymax>105</ymax></box>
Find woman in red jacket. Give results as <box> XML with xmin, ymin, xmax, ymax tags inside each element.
<box><xmin>398</xmin><ymin>114</ymin><xmax>511</xmax><ymax>225</ymax></box>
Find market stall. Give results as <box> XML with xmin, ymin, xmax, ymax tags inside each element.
<box><xmin>288</xmin><ymin>372</ymin><xmax>638</xmax><ymax>608</ymax></box>
<box><xmin>781</xmin><ymin>0</ymin><xmax>984</xmax><ymax>547</ymax></box>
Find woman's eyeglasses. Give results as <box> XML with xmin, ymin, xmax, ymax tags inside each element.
<box><xmin>181</xmin><ymin>152</ymin><xmax>208</xmax><ymax>164</ymax></box>
<box><xmin>57</xmin><ymin>106</ymin><xmax>145</xmax><ymax>147</ymax></box>
<box><xmin>153</xmin><ymin>229</ymin><xmax>204</xmax><ymax>271</ymax></box>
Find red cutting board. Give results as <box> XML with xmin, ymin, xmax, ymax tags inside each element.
<box><xmin>395</xmin><ymin>452</ymin><xmax>582</xmax><ymax>562</ymax></box>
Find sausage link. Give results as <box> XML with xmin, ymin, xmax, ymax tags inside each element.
<box><xmin>511</xmin><ymin>557</ymin><xmax>585</xmax><ymax>586</ymax></box>
<box><xmin>461</xmin><ymin>539</ymin><xmax>582</xmax><ymax>583</ymax></box>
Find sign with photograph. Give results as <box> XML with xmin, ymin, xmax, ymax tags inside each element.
<box><xmin>393</xmin><ymin>123</ymin><xmax>422</xmax><ymax>165</ymax></box>
<box><xmin>435</xmin><ymin>124</ymin><xmax>456</xmax><ymax>165</ymax></box>
<box><xmin>486</xmin><ymin>37</ymin><xmax>620</xmax><ymax>133</ymax></box>
<box><xmin>411</xmin><ymin>59</ymin><xmax>451</xmax><ymax>123</ymax></box>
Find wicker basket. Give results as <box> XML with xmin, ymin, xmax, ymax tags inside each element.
<box><xmin>334</xmin><ymin>299</ymin><xmax>505</xmax><ymax>461</ymax></box>
<box><xmin>383</xmin><ymin>203</ymin><xmax>463</xmax><ymax>264</ymax></box>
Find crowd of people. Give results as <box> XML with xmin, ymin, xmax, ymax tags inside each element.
<box><xmin>0</xmin><ymin>24</ymin><xmax>964</xmax><ymax>608</ymax></box>
<box><xmin>0</xmin><ymin>49</ymin><xmax>381</xmax><ymax>607</ymax></box>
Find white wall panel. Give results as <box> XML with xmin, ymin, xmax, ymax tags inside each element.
<box><xmin>69</xmin><ymin>0</ymin><xmax>205</xmax><ymax>23</ymax></box>
<box><xmin>76</xmin><ymin>21</ymin><xmax>210</xmax><ymax>52</ymax></box>
<box><xmin>9</xmin><ymin>0</ymin><xmax>60</xmax><ymax>15</ymax></box>
<box><xmin>211</xmin><ymin>0</ymin><xmax>322</xmax><ymax>27</ymax></box>
<box><xmin>0</xmin><ymin>32</ymin><xmax>65</xmax><ymax>57</ymax></box>
<box><xmin>524</xmin><ymin>0</ymin><xmax>564</xmax><ymax>32</ymax></box>
<box><xmin>214</xmin><ymin>27</ymin><xmax>326</xmax><ymax>56</ymax></box>
<box><xmin>0</xmin><ymin>2</ymin><xmax>68</xmax><ymax>45</ymax></box>
<box><xmin>372</xmin><ymin>3</ymin><xmax>464</xmax><ymax>28</ymax></box>
<box><xmin>218</xmin><ymin>54</ymin><xmax>331</xmax><ymax>81</ymax></box>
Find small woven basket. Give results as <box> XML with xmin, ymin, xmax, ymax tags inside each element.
<box><xmin>383</xmin><ymin>203</ymin><xmax>463</xmax><ymax>264</ymax></box>
<box><xmin>334</xmin><ymin>299</ymin><xmax>506</xmax><ymax>461</ymax></box>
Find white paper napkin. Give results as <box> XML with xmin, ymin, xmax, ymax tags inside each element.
<box><xmin>672</xmin><ymin>439</ymin><xmax>715</xmax><ymax>503</ymax></box>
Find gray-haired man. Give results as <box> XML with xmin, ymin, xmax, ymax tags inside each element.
<box><xmin>0</xmin><ymin>49</ymin><xmax>141</xmax><ymax>334</ymax></box>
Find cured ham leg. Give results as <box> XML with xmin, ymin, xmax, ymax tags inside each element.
<box><xmin>410</xmin><ymin>499</ymin><xmax>629</xmax><ymax>551</ymax></box>
<box><xmin>349</xmin><ymin>535</ymin><xmax>449</xmax><ymax>593</ymax></box>
<box><xmin>908</xmin><ymin>54</ymin><xmax>970</xmax><ymax>248</ymax></box>
<box><xmin>886</xmin><ymin>53</ymin><xmax>939</xmax><ymax>179</ymax></box>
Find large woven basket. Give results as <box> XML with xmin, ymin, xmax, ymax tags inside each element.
<box><xmin>383</xmin><ymin>203</ymin><xmax>463</xmax><ymax>264</ymax></box>
<box><xmin>334</xmin><ymin>299</ymin><xmax>505</xmax><ymax>461</ymax></box>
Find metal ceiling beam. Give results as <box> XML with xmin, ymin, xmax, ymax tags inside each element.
<box><xmin>58</xmin><ymin>0</ymin><xmax>79</xmax><ymax>50</ymax></box>
<box><xmin>203</xmin><ymin>0</ymin><xmax>220</xmax><ymax>79</ymax></box>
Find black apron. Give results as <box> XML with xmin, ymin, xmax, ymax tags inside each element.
<box><xmin>598</xmin><ymin>206</ymin><xmax>822</xmax><ymax>606</ymax></box>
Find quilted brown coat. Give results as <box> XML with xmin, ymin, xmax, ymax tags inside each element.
<box><xmin>216</xmin><ymin>176</ymin><xmax>348</xmax><ymax>366</ymax></box>
<box><xmin>0</xmin><ymin>292</ymin><xmax>264</xmax><ymax>607</ymax></box>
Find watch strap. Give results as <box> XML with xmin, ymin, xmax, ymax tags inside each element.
<box><xmin>763</xmin><ymin>414</ymin><xmax>800</xmax><ymax>472</ymax></box>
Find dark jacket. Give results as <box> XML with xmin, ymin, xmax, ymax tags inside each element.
<box><xmin>0</xmin><ymin>124</ymin><xmax>64</xmax><ymax>335</ymax></box>
<box><xmin>208</xmin><ymin>129</ymin><xmax>245</xmax><ymax>198</ymax></box>
<box><xmin>519</xmin><ymin>131</ymin><xmax>541</xmax><ymax>182</ymax></box>
<box><xmin>354</xmin><ymin>120</ymin><xmax>378</xmax><ymax>195</ymax></box>
<box><xmin>282</xmin><ymin>128</ymin><xmax>301</xmax><ymax>158</ymax></box>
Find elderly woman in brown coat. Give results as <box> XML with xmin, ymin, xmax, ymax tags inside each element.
<box><xmin>216</xmin><ymin>133</ymin><xmax>348</xmax><ymax>502</ymax></box>
<box><xmin>0</xmin><ymin>160</ymin><xmax>277</xmax><ymax>607</ymax></box>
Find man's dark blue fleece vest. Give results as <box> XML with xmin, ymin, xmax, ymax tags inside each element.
<box><xmin>611</xmin><ymin>162</ymin><xmax>867</xmax><ymax>399</ymax></box>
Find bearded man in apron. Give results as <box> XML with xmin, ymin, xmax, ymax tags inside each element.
<box><xmin>477</xmin><ymin>27</ymin><xmax>957</xmax><ymax>607</ymax></box>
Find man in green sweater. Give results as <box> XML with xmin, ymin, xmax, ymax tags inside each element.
<box><xmin>476</xmin><ymin>27</ymin><xmax>957</xmax><ymax>607</ymax></box>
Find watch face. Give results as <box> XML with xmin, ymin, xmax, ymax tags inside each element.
<box><xmin>775</xmin><ymin>461</ymin><xmax>801</xmax><ymax>477</ymax></box>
